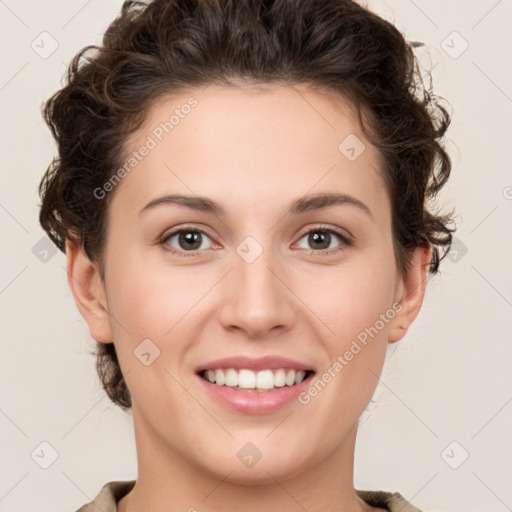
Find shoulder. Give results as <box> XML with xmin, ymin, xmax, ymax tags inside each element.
<box><xmin>73</xmin><ymin>481</ymin><xmax>423</xmax><ymax>512</ymax></box>
<box><xmin>356</xmin><ymin>489</ymin><xmax>423</xmax><ymax>512</ymax></box>
<box><xmin>74</xmin><ymin>480</ymin><xmax>136</xmax><ymax>512</ymax></box>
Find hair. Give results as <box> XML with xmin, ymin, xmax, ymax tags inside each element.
<box><xmin>38</xmin><ymin>0</ymin><xmax>455</xmax><ymax>410</ymax></box>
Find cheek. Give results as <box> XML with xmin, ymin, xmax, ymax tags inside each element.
<box><xmin>309</xmin><ymin>254</ymin><xmax>397</xmax><ymax>349</ymax></box>
<box><xmin>105</xmin><ymin>250</ymin><xmax>205</xmax><ymax>338</ymax></box>
<box><xmin>102</xmin><ymin>254</ymin><xmax>204</xmax><ymax>407</ymax></box>
<box><xmin>296</xmin><ymin>252</ymin><xmax>397</xmax><ymax>410</ymax></box>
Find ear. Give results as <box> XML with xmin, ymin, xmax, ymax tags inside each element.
<box><xmin>65</xmin><ymin>238</ymin><xmax>113</xmax><ymax>344</ymax></box>
<box><xmin>388</xmin><ymin>244</ymin><xmax>432</xmax><ymax>343</ymax></box>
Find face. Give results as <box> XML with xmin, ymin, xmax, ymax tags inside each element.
<box><xmin>71</xmin><ymin>83</ymin><xmax>426</xmax><ymax>484</ymax></box>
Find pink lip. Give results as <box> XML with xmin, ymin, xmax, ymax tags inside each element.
<box><xmin>197</xmin><ymin>372</ymin><xmax>315</xmax><ymax>414</ymax></box>
<box><xmin>195</xmin><ymin>355</ymin><xmax>314</xmax><ymax>373</ymax></box>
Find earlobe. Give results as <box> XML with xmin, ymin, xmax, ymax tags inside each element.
<box><xmin>388</xmin><ymin>244</ymin><xmax>432</xmax><ymax>343</ymax></box>
<box><xmin>65</xmin><ymin>239</ymin><xmax>113</xmax><ymax>344</ymax></box>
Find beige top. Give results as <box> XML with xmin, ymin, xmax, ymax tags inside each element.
<box><xmin>75</xmin><ymin>480</ymin><xmax>423</xmax><ymax>511</ymax></box>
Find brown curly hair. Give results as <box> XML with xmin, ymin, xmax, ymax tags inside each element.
<box><xmin>38</xmin><ymin>0</ymin><xmax>455</xmax><ymax>411</ymax></box>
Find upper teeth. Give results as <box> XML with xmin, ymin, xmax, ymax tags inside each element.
<box><xmin>203</xmin><ymin>368</ymin><xmax>307</xmax><ymax>390</ymax></box>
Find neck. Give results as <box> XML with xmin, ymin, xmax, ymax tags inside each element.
<box><xmin>119</xmin><ymin>416</ymin><xmax>371</xmax><ymax>512</ymax></box>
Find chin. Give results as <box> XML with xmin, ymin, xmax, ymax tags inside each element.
<box><xmin>209</xmin><ymin>457</ymin><xmax>307</xmax><ymax>485</ymax></box>
<box><xmin>193</xmin><ymin>435</ymin><xmax>318</xmax><ymax>486</ymax></box>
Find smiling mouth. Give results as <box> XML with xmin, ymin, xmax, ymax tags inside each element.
<box><xmin>198</xmin><ymin>368</ymin><xmax>315</xmax><ymax>392</ymax></box>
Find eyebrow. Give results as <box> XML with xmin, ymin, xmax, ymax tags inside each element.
<box><xmin>139</xmin><ymin>192</ymin><xmax>373</xmax><ymax>219</ymax></box>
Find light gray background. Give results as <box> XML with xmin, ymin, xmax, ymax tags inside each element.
<box><xmin>1</xmin><ymin>1</ymin><xmax>511</xmax><ymax>511</ymax></box>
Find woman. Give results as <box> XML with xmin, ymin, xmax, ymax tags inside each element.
<box><xmin>38</xmin><ymin>0</ymin><xmax>454</xmax><ymax>510</ymax></box>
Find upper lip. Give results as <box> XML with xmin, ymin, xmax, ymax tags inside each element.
<box><xmin>196</xmin><ymin>355</ymin><xmax>315</xmax><ymax>373</ymax></box>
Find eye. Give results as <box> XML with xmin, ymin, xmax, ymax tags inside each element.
<box><xmin>294</xmin><ymin>225</ymin><xmax>352</xmax><ymax>255</ymax></box>
<box><xmin>159</xmin><ymin>224</ymin><xmax>351</xmax><ymax>257</ymax></box>
<box><xmin>160</xmin><ymin>226</ymin><xmax>215</xmax><ymax>256</ymax></box>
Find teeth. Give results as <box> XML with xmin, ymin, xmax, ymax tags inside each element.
<box><xmin>215</xmin><ymin>369</ymin><xmax>225</xmax><ymax>386</ymax></box>
<box><xmin>256</xmin><ymin>369</ymin><xmax>274</xmax><ymax>390</ymax></box>
<box><xmin>201</xmin><ymin>368</ymin><xmax>310</xmax><ymax>390</ymax></box>
<box><xmin>274</xmin><ymin>369</ymin><xmax>286</xmax><ymax>387</ymax></box>
<box><xmin>238</xmin><ymin>369</ymin><xmax>256</xmax><ymax>389</ymax></box>
<box><xmin>224</xmin><ymin>368</ymin><xmax>238</xmax><ymax>387</ymax></box>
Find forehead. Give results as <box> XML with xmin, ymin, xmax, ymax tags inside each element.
<box><xmin>112</xmin><ymin>83</ymin><xmax>389</xmax><ymax>219</ymax></box>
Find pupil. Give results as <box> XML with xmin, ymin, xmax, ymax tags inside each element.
<box><xmin>310</xmin><ymin>231</ymin><xmax>330</xmax><ymax>250</ymax></box>
<box><xmin>180</xmin><ymin>231</ymin><xmax>201</xmax><ymax>250</ymax></box>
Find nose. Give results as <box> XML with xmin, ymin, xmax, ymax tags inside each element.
<box><xmin>218</xmin><ymin>242</ymin><xmax>296</xmax><ymax>339</ymax></box>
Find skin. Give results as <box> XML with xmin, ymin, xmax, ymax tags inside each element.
<box><xmin>66</xmin><ymin>83</ymin><xmax>431</xmax><ymax>512</ymax></box>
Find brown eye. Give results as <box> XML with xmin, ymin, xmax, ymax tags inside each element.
<box><xmin>294</xmin><ymin>226</ymin><xmax>352</xmax><ymax>254</ymax></box>
<box><xmin>307</xmin><ymin>231</ymin><xmax>332</xmax><ymax>250</ymax></box>
<box><xmin>161</xmin><ymin>227</ymin><xmax>214</xmax><ymax>255</ymax></box>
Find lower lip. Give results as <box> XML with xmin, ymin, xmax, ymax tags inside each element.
<box><xmin>197</xmin><ymin>373</ymin><xmax>314</xmax><ymax>414</ymax></box>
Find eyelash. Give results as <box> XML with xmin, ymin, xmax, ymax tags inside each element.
<box><xmin>159</xmin><ymin>224</ymin><xmax>352</xmax><ymax>258</ymax></box>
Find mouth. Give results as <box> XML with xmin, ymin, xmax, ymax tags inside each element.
<box><xmin>197</xmin><ymin>368</ymin><xmax>316</xmax><ymax>392</ymax></box>
<box><xmin>195</xmin><ymin>355</ymin><xmax>316</xmax><ymax>413</ymax></box>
